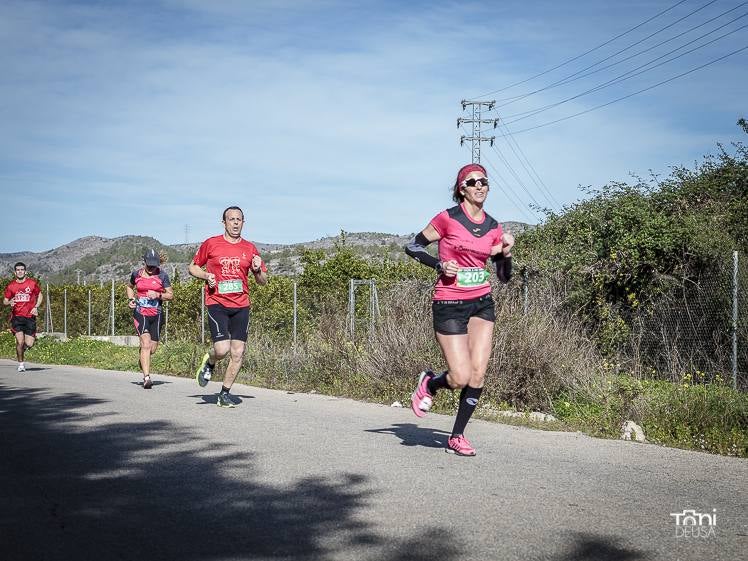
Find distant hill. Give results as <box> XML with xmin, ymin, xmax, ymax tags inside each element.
<box><xmin>0</xmin><ymin>222</ymin><xmax>532</xmax><ymax>284</ymax></box>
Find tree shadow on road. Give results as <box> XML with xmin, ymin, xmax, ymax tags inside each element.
<box><xmin>365</xmin><ymin>423</ymin><xmax>451</xmax><ymax>449</ymax></box>
<box><xmin>549</xmin><ymin>532</ymin><xmax>651</xmax><ymax>561</ymax></box>
<box><xmin>0</xmin><ymin>384</ymin><xmax>459</xmax><ymax>561</ymax></box>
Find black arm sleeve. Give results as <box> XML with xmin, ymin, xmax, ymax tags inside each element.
<box><xmin>492</xmin><ymin>253</ymin><xmax>513</xmax><ymax>284</ymax></box>
<box><xmin>404</xmin><ymin>232</ymin><xmax>442</xmax><ymax>272</ymax></box>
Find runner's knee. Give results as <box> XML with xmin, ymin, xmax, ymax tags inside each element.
<box><xmin>213</xmin><ymin>342</ymin><xmax>230</xmax><ymax>359</ymax></box>
<box><xmin>449</xmin><ymin>368</ymin><xmax>470</xmax><ymax>388</ymax></box>
<box><xmin>230</xmin><ymin>347</ymin><xmax>245</xmax><ymax>362</ymax></box>
<box><xmin>470</xmin><ymin>371</ymin><xmax>486</xmax><ymax>387</ymax></box>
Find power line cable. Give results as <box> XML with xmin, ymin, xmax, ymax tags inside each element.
<box><xmin>476</xmin><ymin>124</ymin><xmax>558</xmax><ymax>211</ymax></box>
<box><xmin>497</xmin><ymin>121</ymin><xmax>562</xmax><ymax>209</ymax></box>
<box><xmin>496</xmin><ymin>44</ymin><xmax>748</xmax><ymax>136</ymax></box>
<box><xmin>490</xmin><ymin>143</ymin><xmax>545</xmax><ymax>210</ymax></box>
<box><xmin>492</xmin><ymin>125</ymin><xmax>559</xmax><ymax>209</ymax></box>
<box><xmin>503</xmin><ymin>22</ymin><xmax>748</xmax><ymax>124</ymax></box>
<box><xmin>460</xmin><ymin>124</ymin><xmax>541</xmax><ymax>221</ymax></box>
<box><xmin>495</xmin><ymin>0</ymin><xmax>739</xmax><ymax>108</ymax></box>
<box><xmin>480</xmin><ymin>153</ymin><xmax>543</xmax><ymax>223</ymax></box>
<box><xmin>472</xmin><ymin>0</ymin><xmax>691</xmax><ymax>98</ymax></box>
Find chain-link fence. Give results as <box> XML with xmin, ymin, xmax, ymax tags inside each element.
<box><xmin>23</xmin><ymin>249</ymin><xmax>748</xmax><ymax>389</ymax></box>
<box><xmin>628</xmin><ymin>251</ymin><xmax>747</xmax><ymax>389</ymax></box>
<box><xmin>516</xmin><ymin>251</ymin><xmax>747</xmax><ymax>389</ymax></box>
<box><xmin>39</xmin><ymin>277</ymin><xmax>309</xmax><ymax>345</ymax></box>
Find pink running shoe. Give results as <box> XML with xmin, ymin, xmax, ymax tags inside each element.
<box><xmin>411</xmin><ymin>370</ymin><xmax>434</xmax><ymax>418</ymax></box>
<box><xmin>446</xmin><ymin>434</ymin><xmax>476</xmax><ymax>456</ymax></box>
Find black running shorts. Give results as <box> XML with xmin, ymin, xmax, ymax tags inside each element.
<box><xmin>432</xmin><ymin>294</ymin><xmax>495</xmax><ymax>335</ymax></box>
<box><xmin>206</xmin><ymin>304</ymin><xmax>250</xmax><ymax>343</ymax></box>
<box><xmin>133</xmin><ymin>310</ymin><xmax>163</xmax><ymax>341</ymax></box>
<box><xmin>11</xmin><ymin>316</ymin><xmax>37</xmax><ymax>337</ymax></box>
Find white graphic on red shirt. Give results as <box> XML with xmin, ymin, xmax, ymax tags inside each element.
<box><xmin>15</xmin><ymin>287</ymin><xmax>32</xmax><ymax>302</ymax></box>
<box><xmin>219</xmin><ymin>256</ymin><xmax>242</xmax><ymax>278</ymax></box>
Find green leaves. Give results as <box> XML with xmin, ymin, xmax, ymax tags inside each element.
<box><xmin>518</xmin><ymin>140</ymin><xmax>748</xmax><ymax>354</ymax></box>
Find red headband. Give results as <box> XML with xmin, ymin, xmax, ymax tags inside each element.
<box><xmin>456</xmin><ymin>163</ymin><xmax>487</xmax><ymax>186</ymax></box>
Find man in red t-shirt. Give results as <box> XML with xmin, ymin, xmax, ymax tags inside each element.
<box><xmin>188</xmin><ymin>206</ymin><xmax>268</xmax><ymax>407</ymax></box>
<box><xmin>3</xmin><ymin>262</ymin><xmax>43</xmax><ymax>372</ymax></box>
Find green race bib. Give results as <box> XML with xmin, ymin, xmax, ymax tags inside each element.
<box><xmin>218</xmin><ymin>280</ymin><xmax>243</xmax><ymax>294</ymax></box>
<box><xmin>456</xmin><ymin>267</ymin><xmax>490</xmax><ymax>287</ymax></box>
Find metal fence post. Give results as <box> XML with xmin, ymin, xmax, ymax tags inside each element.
<box><xmin>45</xmin><ymin>284</ymin><xmax>53</xmax><ymax>333</ymax></box>
<box><xmin>732</xmin><ymin>250</ymin><xmax>738</xmax><ymax>390</ymax></box>
<box><xmin>522</xmin><ymin>268</ymin><xmax>529</xmax><ymax>315</ymax></box>
<box><xmin>368</xmin><ymin>279</ymin><xmax>376</xmax><ymax>335</ymax></box>
<box><xmin>349</xmin><ymin>279</ymin><xmax>355</xmax><ymax>339</ymax></box>
<box><xmin>64</xmin><ymin>288</ymin><xmax>67</xmax><ymax>338</ymax></box>
<box><xmin>293</xmin><ymin>281</ymin><xmax>298</xmax><ymax>347</ymax></box>
<box><xmin>88</xmin><ymin>289</ymin><xmax>91</xmax><ymax>336</ymax></box>
<box><xmin>110</xmin><ymin>279</ymin><xmax>115</xmax><ymax>336</ymax></box>
<box><xmin>164</xmin><ymin>301</ymin><xmax>169</xmax><ymax>344</ymax></box>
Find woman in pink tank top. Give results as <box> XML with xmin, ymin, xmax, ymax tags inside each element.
<box><xmin>405</xmin><ymin>163</ymin><xmax>514</xmax><ymax>456</ymax></box>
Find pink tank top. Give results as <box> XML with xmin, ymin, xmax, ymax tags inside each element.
<box><xmin>430</xmin><ymin>203</ymin><xmax>503</xmax><ymax>301</ymax></box>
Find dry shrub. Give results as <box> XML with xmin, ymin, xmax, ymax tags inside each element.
<box><xmin>489</xmin><ymin>287</ymin><xmax>601</xmax><ymax>411</ymax></box>
<box><xmin>241</xmin><ymin>299</ymin><xmax>362</xmax><ymax>394</ymax></box>
<box><xmin>361</xmin><ymin>278</ymin><xmax>602</xmax><ymax>411</ymax></box>
<box><xmin>360</xmin><ymin>280</ymin><xmax>441</xmax><ymax>402</ymax></box>
<box><xmin>240</xmin><ymin>330</ymin><xmax>299</xmax><ymax>388</ymax></box>
<box><xmin>302</xmin><ymin>305</ymin><xmax>360</xmax><ymax>391</ymax></box>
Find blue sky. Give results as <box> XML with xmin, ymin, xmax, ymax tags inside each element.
<box><xmin>1</xmin><ymin>0</ymin><xmax>746</xmax><ymax>252</ymax></box>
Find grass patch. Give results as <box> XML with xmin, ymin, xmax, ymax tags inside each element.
<box><xmin>552</xmin><ymin>376</ymin><xmax>748</xmax><ymax>457</ymax></box>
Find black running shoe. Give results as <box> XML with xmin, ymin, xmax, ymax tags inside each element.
<box><xmin>217</xmin><ymin>392</ymin><xmax>237</xmax><ymax>408</ymax></box>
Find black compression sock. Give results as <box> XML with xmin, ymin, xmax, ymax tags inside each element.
<box><xmin>221</xmin><ymin>386</ymin><xmax>231</xmax><ymax>394</ymax></box>
<box><xmin>427</xmin><ymin>371</ymin><xmax>450</xmax><ymax>395</ymax></box>
<box><xmin>451</xmin><ymin>386</ymin><xmax>483</xmax><ymax>436</ymax></box>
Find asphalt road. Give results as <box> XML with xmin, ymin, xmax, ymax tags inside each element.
<box><xmin>0</xmin><ymin>359</ymin><xmax>746</xmax><ymax>561</ymax></box>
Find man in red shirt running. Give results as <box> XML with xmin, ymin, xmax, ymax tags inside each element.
<box><xmin>3</xmin><ymin>262</ymin><xmax>43</xmax><ymax>372</ymax></box>
<box><xmin>189</xmin><ymin>206</ymin><xmax>268</xmax><ymax>407</ymax></box>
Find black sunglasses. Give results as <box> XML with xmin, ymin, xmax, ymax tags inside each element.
<box><xmin>464</xmin><ymin>177</ymin><xmax>489</xmax><ymax>187</ymax></box>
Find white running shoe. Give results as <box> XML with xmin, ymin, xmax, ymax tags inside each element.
<box><xmin>17</xmin><ymin>362</ymin><xmax>25</xmax><ymax>372</ymax></box>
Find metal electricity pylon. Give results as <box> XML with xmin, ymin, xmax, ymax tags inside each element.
<box><xmin>458</xmin><ymin>100</ymin><xmax>497</xmax><ymax>163</ymax></box>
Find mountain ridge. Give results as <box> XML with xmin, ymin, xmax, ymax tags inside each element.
<box><xmin>1</xmin><ymin>222</ymin><xmax>532</xmax><ymax>283</ymax></box>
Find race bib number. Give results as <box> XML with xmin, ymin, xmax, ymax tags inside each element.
<box><xmin>137</xmin><ymin>297</ymin><xmax>159</xmax><ymax>308</ymax></box>
<box><xmin>456</xmin><ymin>267</ymin><xmax>490</xmax><ymax>287</ymax></box>
<box><xmin>218</xmin><ymin>280</ymin><xmax>243</xmax><ymax>294</ymax></box>
<box><xmin>15</xmin><ymin>293</ymin><xmax>31</xmax><ymax>302</ymax></box>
